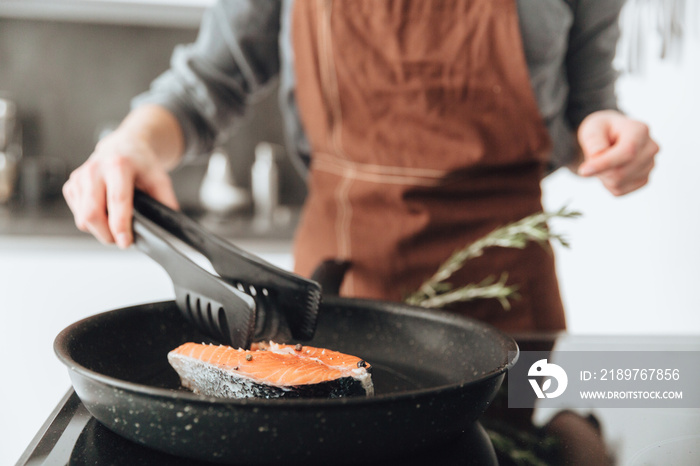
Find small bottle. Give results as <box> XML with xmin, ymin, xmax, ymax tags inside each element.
<box><xmin>251</xmin><ymin>142</ymin><xmax>279</xmax><ymax>224</ymax></box>
<box><xmin>0</xmin><ymin>97</ymin><xmax>21</xmax><ymax>204</ymax></box>
<box><xmin>0</xmin><ymin>98</ymin><xmax>17</xmax><ymax>151</ymax></box>
<box><xmin>199</xmin><ymin>148</ymin><xmax>249</xmax><ymax>214</ymax></box>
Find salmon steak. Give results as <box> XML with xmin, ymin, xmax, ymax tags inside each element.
<box><xmin>168</xmin><ymin>341</ymin><xmax>374</xmax><ymax>399</ymax></box>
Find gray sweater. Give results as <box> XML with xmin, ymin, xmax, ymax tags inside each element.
<box><xmin>133</xmin><ymin>0</ymin><xmax>624</xmax><ymax>174</ymax></box>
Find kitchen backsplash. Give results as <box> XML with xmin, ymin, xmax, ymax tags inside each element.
<box><xmin>0</xmin><ymin>16</ymin><xmax>306</xmax><ymax>209</ymax></box>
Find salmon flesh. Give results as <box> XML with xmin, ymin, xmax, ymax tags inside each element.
<box><xmin>168</xmin><ymin>341</ymin><xmax>374</xmax><ymax>399</ymax></box>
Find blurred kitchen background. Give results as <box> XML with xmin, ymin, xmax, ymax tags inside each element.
<box><xmin>0</xmin><ymin>0</ymin><xmax>306</xmax><ymax>238</ymax></box>
<box><xmin>1</xmin><ymin>0</ymin><xmax>699</xmax><ymax>464</ymax></box>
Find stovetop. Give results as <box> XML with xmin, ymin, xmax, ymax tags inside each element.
<box><xmin>18</xmin><ymin>390</ymin><xmax>497</xmax><ymax>466</ymax></box>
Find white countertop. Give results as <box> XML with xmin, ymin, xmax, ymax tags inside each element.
<box><xmin>0</xmin><ymin>235</ymin><xmax>292</xmax><ymax>465</ymax></box>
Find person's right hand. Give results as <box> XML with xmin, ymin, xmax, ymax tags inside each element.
<box><xmin>64</xmin><ymin>105</ymin><xmax>184</xmax><ymax>248</ymax></box>
<box><xmin>63</xmin><ymin>103</ymin><xmax>189</xmax><ymax>249</ymax></box>
<box><xmin>63</xmin><ymin>130</ymin><xmax>179</xmax><ymax>249</ymax></box>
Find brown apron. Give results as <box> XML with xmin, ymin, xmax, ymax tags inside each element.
<box><xmin>290</xmin><ymin>0</ymin><xmax>566</xmax><ymax>333</ymax></box>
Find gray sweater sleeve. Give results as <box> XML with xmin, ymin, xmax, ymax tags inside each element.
<box><xmin>131</xmin><ymin>0</ymin><xmax>282</xmax><ymax>160</ymax></box>
<box><xmin>565</xmin><ymin>0</ymin><xmax>624</xmax><ymax>129</ymax></box>
<box><xmin>518</xmin><ymin>0</ymin><xmax>625</xmax><ymax>172</ymax></box>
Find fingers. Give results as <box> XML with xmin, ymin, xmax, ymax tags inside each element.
<box><xmin>103</xmin><ymin>152</ymin><xmax>181</xmax><ymax>248</ymax></box>
<box><xmin>83</xmin><ymin>178</ymin><xmax>116</xmax><ymax>244</ymax></box>
<box><xmin>63</xmin><ymin>162</ymin><xmax>115</xmax><ymax>245</ymax></box>
<box><xmin>577</xmin><ymin>140</ymin><xmax>632</xmax><ymax>176</ymax></box>
<box><xmin>577</xmin><ymin>121</ymin><xmax>612</xmax><ymax>164</ymax></box>
<box><xmin>580</xmin><ymin>136</ymin><xmax>658</xmax><ymax>196</ymax></box>
<box><xmin>141</xmin><ymin>173</ymin><xmax>180</xmax><ymax>211</ymax></box>
<box><xmin>578</xmin><ymin>120</ymin><xmax>652</xmax><ymax>175</ymax></box>
<box><xmin>577</xmin><ymin>111</ymin><xmax>659</xmax><ymax>196</ymax></box>
<box><xmin>63</xmin><ymin>143</ymin><xmax>177</xmax><ymax>249</ymax></box>
<box><xmin>597</xmin><ymin>155</ymin><xmax>655</xmax><ymax>196</ymax></box>
<box><xmin>64</xmin><ymin>154</ymin><xmax>179</xmax><ymax>249</ymax></box>
<box><xmin>104</xmin><ymin>156</ymin><xmax>135</xmax><ymax>249</ymax></box>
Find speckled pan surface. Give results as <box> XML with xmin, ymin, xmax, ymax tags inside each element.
<box><xmin>54</xmin><ymin>297</ymin><xmax>517</xmax><ymax>465</ymax></box>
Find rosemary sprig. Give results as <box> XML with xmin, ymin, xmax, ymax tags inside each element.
<box><xmin>405</xmin><ymin>207</ymin><xmax>581</xmax><ymax>309</ymax></box>
<box><xmin>409</xmin><ymin>273</ymin><xmax>520</xmax><ymax>310</ymax></box>
<box><xmin>486</xmin><ymin>426</ymin><xmax>560</xmax><ymax>466</ymax></box>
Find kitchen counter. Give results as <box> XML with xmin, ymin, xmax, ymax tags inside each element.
<box><xmin>0</xmin><ymin>197</ymin><xmax>300</xmax><ymax>241</ymax></box>
<box><xmin>0</xmin><ymin>200</ymin><xmax>85</xmax><ymax>237</ymax></box>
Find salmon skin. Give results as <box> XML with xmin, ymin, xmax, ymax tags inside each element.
<box><xmin>168</xmin><ymin>342</ymin><xmax>374</xmax><ymax>399</ymax></box>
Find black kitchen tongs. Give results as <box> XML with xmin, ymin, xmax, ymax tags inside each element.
<box><xmin>131</xmin><ymin>189</ymin><xmax>321</xmax><ymax>349</ymax></box>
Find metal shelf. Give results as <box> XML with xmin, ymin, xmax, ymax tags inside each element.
<box><xmin>0</xmin><ymin>0</ymin><xmax>214</xmax><ymax>28</ymax></box>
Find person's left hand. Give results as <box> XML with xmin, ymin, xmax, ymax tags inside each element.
<box><xmin>576</xmin><ymin>110</ymin><xmax>659</xmax><ymax>196</ymax></box>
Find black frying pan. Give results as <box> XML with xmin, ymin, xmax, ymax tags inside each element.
<box><xmin>55</xmin><ymin>297</ymin><xmax>517</xmax><ymax>465</ymax></box>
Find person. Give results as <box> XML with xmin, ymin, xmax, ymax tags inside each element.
<box><xmin>63</xmin><ymin>0</ymin><xmax>658</xmax><ymax>334</ymax></box>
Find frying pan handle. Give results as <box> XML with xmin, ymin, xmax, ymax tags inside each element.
<box><xmin>311</xmin><ymin>259</ymin><xmax>351</xmax><ymax>296</ymax></box>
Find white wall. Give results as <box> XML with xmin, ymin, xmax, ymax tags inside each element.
<box><xmin>542</xmin><ymin>19</ymin><xmax>700</xmax><ymax>334</ymax></box>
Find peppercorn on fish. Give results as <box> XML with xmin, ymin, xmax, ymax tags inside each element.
<box><xmin>168</xmin><ymin>341</ymin><xmax>374</xmax><ymax>399</ymax></box>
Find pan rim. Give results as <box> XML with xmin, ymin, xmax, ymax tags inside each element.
<box><xmin>54</xmin><ymin>299</ymin><xmax>518</xmax><ymax>408</ymax></box>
